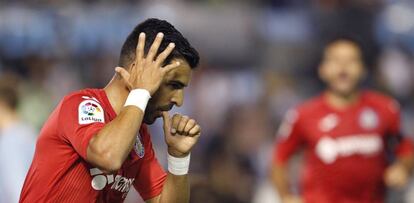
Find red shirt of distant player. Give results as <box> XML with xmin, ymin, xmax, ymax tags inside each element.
<box><xmin>20</xmin><ymin>89</ymin><xmax>167</xmax><ymax>203</ymax></box>
<box><xmin>273</xmin><ymin>91</ymin><xmax>413</xmax><ymax>203</ymax></box>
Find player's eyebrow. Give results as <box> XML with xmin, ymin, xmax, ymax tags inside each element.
<box><xmin>170</xmin><ymin>80</ymin><xmax>187</xmax><ymax>88</ymax></box>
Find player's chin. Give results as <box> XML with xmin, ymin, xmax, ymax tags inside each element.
<box><xmin>331</xmin><ymin>85</ymin><xmax>357</xmax><ymax>96</ymax></box>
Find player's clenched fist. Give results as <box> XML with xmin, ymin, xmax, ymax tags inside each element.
<box><xmin>115</xmin><ymin>32</ymin><xmax>180</xmax><ymax>95</ymax></box>
<box><xmin>162</xmin><ymin>112</ymin><xmax>201</xmax><ymax>157</ymax></box>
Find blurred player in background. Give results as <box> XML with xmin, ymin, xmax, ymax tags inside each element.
<box><xmin>0</xmin><ymin>75</ymin><xmax>36</xmax><ymax>203</ymax></box>
<box><xmin>271</xmin><ymin>36</ymin><xmax>414</xmax><ymax>203</ymax></box>
<box><xmin>20</xmin><ymin>18</ymin><xmax>201</xmax><ymax>203</ymax></box>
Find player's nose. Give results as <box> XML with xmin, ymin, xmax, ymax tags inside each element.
<box><xmin>171</xmin><ymin>90</ymin><xmax>184</xmax><ymax>107</ymax></box>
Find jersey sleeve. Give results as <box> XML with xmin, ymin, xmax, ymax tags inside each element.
<box><xmin>273</xmin><ymin>108</ymin><xmax>304</xmax><ymax>165</ymax></box>
<box><xmin>134</xmin><ymin>126</ymin><xmax>167</xmax><ymax>201</ymax></box>
<box><xmin>386</xmin><ymin>100</ymin><xmax>414</xmax><ymax>157</ymax></box>
<box><xmin>58</xmin><ymin>95</ymin><xmax>106</xmax><ymax>160</ymax></box>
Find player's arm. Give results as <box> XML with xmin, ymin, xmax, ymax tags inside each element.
<box><xmin>271</xmin><ymin>110</ymin><xmax>303</xmax><ymax>203</ymax></box>
<box><xmin>146</xmin><ymin>112</ymin><xmax>201</xmax><ymax>203</ymax></box>
<box><xmin>384</xmin><ymin>137</ymin><xmax>414</xmax><ymax>189</ymax></box>
<box><xmin>272</xmin><ymin>162</ymin><xmax>297</xmax><ymax>202</ymax></box>
<box><xmin>86</xmin><ymin>32</ymin><xmax>179</xmax><ymax>173</ymax></box>
<box><xmin>384</xmin><ymin>101</ymin><xmax>414</xmax><ymax>188</ymax></box>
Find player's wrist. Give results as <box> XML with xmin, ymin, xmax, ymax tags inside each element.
<box><xmin>167</xmin><ymin>147</ymin><xmax>189</xmax><ymax>157</ymax></box>
<box><xmin>124</xmin><ymin>89</ymin><xmax>151</xmax><ymax>112</ymax></box>
<box><xmin>167</xmin><ymin>152</ymin><xmax>190</xmax><ymax>176</ymax></box>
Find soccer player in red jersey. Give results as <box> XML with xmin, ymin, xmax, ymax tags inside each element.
<box><xmin>271</xmin><ymin>37</ymin><xmax>414</xmax><ymax>203</ymax></box>
<box><xmin>20</xmin><ymin>18</ymin><xmax>201</xmax><ymax>203</ymax></box>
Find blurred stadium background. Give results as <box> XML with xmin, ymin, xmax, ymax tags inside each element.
<box><xmin>1</xmin><ymin>0</ymin><xmax>414</xmax><ymax>202</ymax></box>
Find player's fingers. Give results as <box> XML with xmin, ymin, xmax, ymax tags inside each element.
<box><xmin>171</xmin><ymin>114</ymin><xmax>182</xmax><ymax>134</ymax></box>
<box><xmin>115</xmin><ymin>67</ymin><xmax>132</xmax><ymax>90</ymax></box>
<box><xmin>135</xmin><ymin>32</ymin><xmax>146</xmax><ymax>63</ymax></box>
<box><xmin>146</xmin><ymin>32</ymin><xmax>164</xmax><ymax>62</ymax></box>
<box><xmin>188</xmin><ymin>124</ymin><xmax>201</xmax><ymax>136</ymax></box>
<box><xmin>177</xmin><ymin>116</ymin><xmax>189</xmax><ymax>134</ymax></box>
<box><xmin>183</xmin><ymin>119</ymin><xmax>196</xmax><ymax>134</ymax></box>
<box><xmin>162</xmin><ymin>111</ymin><xmax>171</xmax><ymax>135</ymax></box>
<box><xmin>155</xmin><ymin>43</ymin><xmax>175</xmax><ymax>65</ymax></box>
<box><xmin>163</xmin><ymin>61</ymin><xmax>181</xmax><ymax>73</ymax></box>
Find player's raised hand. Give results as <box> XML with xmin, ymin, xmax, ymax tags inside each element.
<box><xmin>162</xmin><ymin>112</ymin><xmax>201</xmax><ymax>157</ymax></box>
<box><xmin>115</xmin><ymin>32</ymin><xmax>180</xmax><ymax>95</ymax></box>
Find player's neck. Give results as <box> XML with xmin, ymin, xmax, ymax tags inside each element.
<box><xmin>103</xmin><ymin>75</ymin><xmax>129</xmax><ymax>115</ymax></box>
<box><xmin>325</xmin><ymin>90</ymin><xmax>360</xmax><ymax>110</ymax></box>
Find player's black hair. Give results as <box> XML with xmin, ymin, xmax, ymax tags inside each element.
<box><xmin>119</xmin><ymin>18</ymin><xmax>200</xmax><ymax>69</ymax></box>
<box><xmin>320</xmin><ymin>34</ymin><xmax>367</xmax><ymax>66</ymax></box>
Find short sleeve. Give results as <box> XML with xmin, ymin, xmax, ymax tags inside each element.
<box><xmin>134</xmin><ymin>126</ymin><xmax>167</xmax><ymax>201</ymax></box>
<box><xmin>273</xmin><ymin>109</ymin><xmax>304</xmax><ymax>165</ymax></box>
<box><xmin>58</xmin><ymin>95</ymin><xmax>106</xmax><ymax>160</ymax></box>
<box><xmin>385</xmin><ymin>100</ymin><xmax>414</xmax><ymax>157</ymax></box>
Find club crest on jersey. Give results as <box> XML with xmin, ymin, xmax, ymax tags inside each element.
<box><xmin>359</xmin><ymin>107</ymin><xmax>378</xmax><ymax>130</ymax></box>
<box><xmin>78</xmin><ymin>99</ymin><xmax>105</xmax><ymax>124</ymax></box>
<box><xmin>319</xmin><ymin>113</ymin><xmax>339</xmax><ymax>132</ymax></box>
<box><xmin>134</xmin><ymin>133</ymin><xmax>145</xmax><ymax>158</ymax></box>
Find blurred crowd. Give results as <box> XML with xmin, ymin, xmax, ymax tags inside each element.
<box><xmin>1</xmin><ymin>0</ymin><xmax>414</xmax><ymax>202</ymax></box>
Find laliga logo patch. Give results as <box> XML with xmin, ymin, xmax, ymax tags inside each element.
<box><xmin>79</xmin><ymin>99</ymin><xmax>105</xmax><ymax>124</ymax></box>
<box><xmin>359</xmin><ymin>107</ymin><xmax>378</xmax><ymax>130</ymax></box>
<box><xmin>134</xmin><ymin>133</ymin><xmax>145</xmax><ymax>158</ymax></box>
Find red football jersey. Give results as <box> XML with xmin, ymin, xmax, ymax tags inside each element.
<box><xmin>20</xmin><ymin>88</ymin><xmax>167</xmax><ymax>203</ymax></box>
<box><xmin>273</xmin><ymin>90</ymin><xmax>413</xmax><ymax>203</ymax></box>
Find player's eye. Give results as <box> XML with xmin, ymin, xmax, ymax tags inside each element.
<box><xmin>169</xmin><ymin>82</ymin><xmax>184</xmax><ymax>90</ymax></box>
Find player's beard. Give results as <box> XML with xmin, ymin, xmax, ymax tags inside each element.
<box><xmin>143</xmin><ymin>104</ymin><xmax>173</xmax><ymax>124</ymax></box>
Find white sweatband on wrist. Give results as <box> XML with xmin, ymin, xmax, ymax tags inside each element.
<box><xmin>167</xmin><ymin>153</ymin><xmax>191</xmax><ymax>175</ymax></box>
<box><xmin>124</xmin><ymin>89</ymin><xmax>151</xmax><ymax>112</ymax></box>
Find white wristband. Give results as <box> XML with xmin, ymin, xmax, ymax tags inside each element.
<box><xmin>167</xmin><ymin>153</ymin><xmax>191</xmax><ymax>175</ymax></box>
<box><xmin>124</xmin><ymin>89</ymin><xmax>151</xmax><ymax>112</ymax></box>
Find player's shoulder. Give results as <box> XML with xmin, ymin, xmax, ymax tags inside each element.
<box><xmin>363</xmin><ymin>90</ymin><xmax>395</xmax><ymax>103</ymax></box>
<box><xmin>295</xmin><ymin>95</ymin><xmax>325</xmax><ymax>114</ymax></box>
<box><xmin>362</xmin><ymin>90</ymin><xmax>398</xmax><ymax>106</ymax></box>
<box><xmin>62</xmin><ymin>88</ymin><xmax>102</xmax><ymax>104</ymax></box>
<box><xmin>362</xmin><ymin>90</ymin><xmax>400</xmax><ymax>113</ymax></box>
<box><xmin>281</xmin><ymin>95</ymin><xmax>324</xmax><ymax>123</ymax></box>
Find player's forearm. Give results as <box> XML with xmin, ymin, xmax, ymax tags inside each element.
<box><xmin>158</xmin><ymin>173</ymin><xmax>189</xmax><ymax>203</ymax></box>
<box><xmin>87</xmin><ymin>106</ymin><xmax>144</xmax><ymax>172</ymax></box>
<box><xmin>271</xmin><ymin>163</ymin><xmax>293</xmax><ymax>200</ymax></box>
